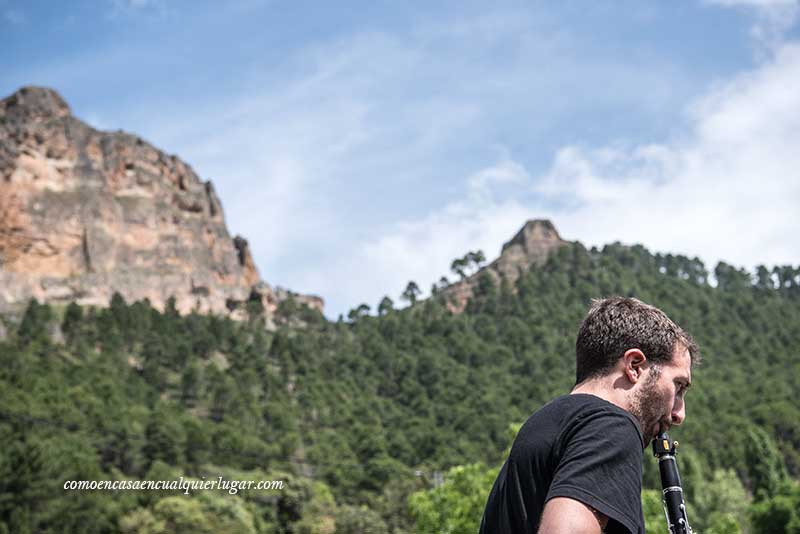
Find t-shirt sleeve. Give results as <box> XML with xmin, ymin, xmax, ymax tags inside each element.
<box><xmin>546</xmin><ymin>412</ymin><xmax>643</xmax><ymax>534</ymax></box>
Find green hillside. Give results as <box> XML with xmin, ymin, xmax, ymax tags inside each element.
<box><xmin>1</xmin><ymin>241</ymin><xmax>799</xmax><ymax>533</ymax></box>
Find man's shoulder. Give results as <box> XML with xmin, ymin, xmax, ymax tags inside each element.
<box><xmin>518</xmin><ymin>394</ymin><xmax>644</xmax><ymax>447</ymax></box>
<box><xmin>537</xmin><ymin>393</ymin><xmax>634</xmax><ymax>421</ymax></box>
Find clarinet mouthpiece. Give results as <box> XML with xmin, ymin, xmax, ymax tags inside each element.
<box><xmin>652</xmin><ymin>432</ymin><xmax>675</xmax><ymax>457</ymax></box>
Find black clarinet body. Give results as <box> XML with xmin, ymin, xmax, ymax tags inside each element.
<box><xmin>652</xmin><ymin>432</ymin><xmax>692</xmax><ymax>534</ymax></box>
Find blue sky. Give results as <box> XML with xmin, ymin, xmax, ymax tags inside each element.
<box><xmin>2</xmin><ymin>0</ymin><xmax>799</xmax><ymax>317</ymax></box>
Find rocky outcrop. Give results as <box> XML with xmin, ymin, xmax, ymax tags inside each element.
<box><xmin>440</xmin><ymin>219</ymin><xmax>567</xmax><ymax>312</ymax></box>
<box><xmin>0</xmin><ymin>86</ymin><xmax>323</xmax><ymax>318</ymax></box>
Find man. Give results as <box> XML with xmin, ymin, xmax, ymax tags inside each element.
<box><xmin>480</xmin><ymin>297</ymin><xmax>699</xmax><ymax>534</ymax></box>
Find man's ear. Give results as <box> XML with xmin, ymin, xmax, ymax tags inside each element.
<box><xmin>622</xmin><ymin>348</ymin><xmax>647</xmax><ymax>383</ymax></box>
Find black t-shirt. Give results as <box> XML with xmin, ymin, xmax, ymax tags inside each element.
<box><xmin>480</xmin><ymin>394</ymin><xmax>646</xmax><ymax>534</ymax></box>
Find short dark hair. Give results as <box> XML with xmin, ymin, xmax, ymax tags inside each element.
<box><xmin>575</xmin><ymin>297</ymin><xmax>699</xmax><ymax>384</ymax></box>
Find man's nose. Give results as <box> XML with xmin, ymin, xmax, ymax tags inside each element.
<box><xmin>671</xmin><ymin>399</ymin><xmax>685</xmax><ymax>425</ymax></box>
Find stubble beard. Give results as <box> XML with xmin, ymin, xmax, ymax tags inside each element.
<box><xmin>629</xmin><ymin>367</ymin><xmax>668</xmax><ymax>441</ymax></box>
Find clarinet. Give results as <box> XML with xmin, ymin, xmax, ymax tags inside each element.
<box><xmin>652</xmin><ymin>432</ymin><xmax>692</xmax><ymax>534</ymax></box>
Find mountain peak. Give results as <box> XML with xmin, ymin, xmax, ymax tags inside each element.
<box><xmin>440</xmin><ymin>219</ymin><xmax>567</xmax><ymax>313</ymax></box>
<box><xmin>501</xmin><ymin>219</ymin><xmax>561</xmax><ymax>255</ymax></box>
<box><xmin>2</xmin><ymin>86</ymin><xmax>71</xmax><ymax>120</ymax></box>
<box><xmin>0</xmin><ymin>87</ymin><xmax>322</xmax><ymax>321</ymax></box>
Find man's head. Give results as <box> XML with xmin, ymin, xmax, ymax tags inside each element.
<box><xmin>575</xmin><ymin>297</ymin><xmax>699</xmax><ymax>439</ymax></box>
<box><xmin>576</xmin><ymin>297</ymin><xmax>699</xmax><ymax>383</ymax></box>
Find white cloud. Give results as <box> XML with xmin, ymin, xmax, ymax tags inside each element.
<box><xmin>297</xmin><ymin>161</ymin><xmax>541</xmax><ymax>314</ymax></box>
<box><xmin>706</xmin><ymin>0</ymin><xmax>800</xmax><ymax>52</ymax></box>
<box><xmin>532</xmin><ymin>41</ymin><xmax>800</xmax><ymax>271</ymax></box>
<box><xmin>467</xmin><ymin>158</ymin><xmax>531</xmax><ymax>204</ymax></box>
<box><xmin>316</xmin><ymin>37</ymin><xmax>800</xmax><ymax>316</ymax></box>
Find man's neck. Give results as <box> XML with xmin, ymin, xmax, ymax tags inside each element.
<box><xmin>571</xmin><ymin>379</ymin><xmax>630</xmax><ymax>413</ymax></box>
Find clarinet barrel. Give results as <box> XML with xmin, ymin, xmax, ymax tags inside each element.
<box><xmin>652</xmin><ymin>432</ymin><xmax>692</xmax><ymax>534</ymax></box>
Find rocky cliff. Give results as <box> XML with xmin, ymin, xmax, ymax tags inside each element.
<box><xmin>440</xmin><ymin>219</ymin><xmax>567</xmax><ymax>312</ymax></box>
<box><xmin>0</xmin><ymin>86</ymin><xmax>322</xmax><ymax>319</ymax></box>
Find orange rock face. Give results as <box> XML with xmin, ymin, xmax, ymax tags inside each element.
<box><xmin>0</xmin><ymin>86</ymin><xmax>323</xmax><ymax>319</ymax></box>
